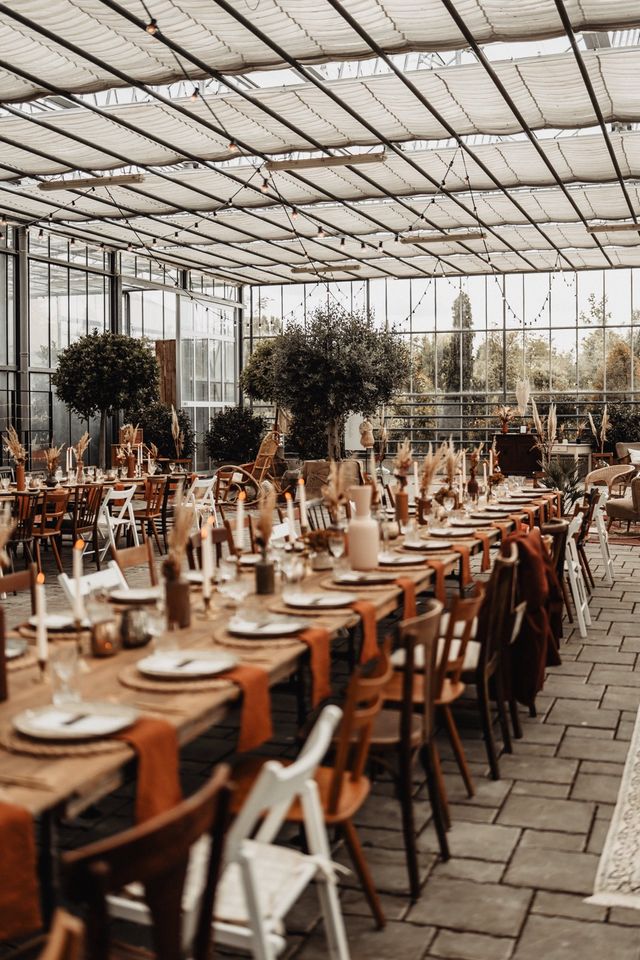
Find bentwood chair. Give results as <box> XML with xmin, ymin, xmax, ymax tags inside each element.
<box><xmin>368</xmin><ymin>601</ymin><xmax>446</xmax><ymax>899</ymax></box>
<box><xmin>33</xmin><ymin>488</ymin><xmax>70</xmax><ymax>574</ymax></box>
<box><xmin>230</xmin><ymin>647</ymin><xmax>393</xmax><ymax>929</ymax></box>
<box><xmin>61</xmin><ymin>484</ymin><xmax>104</xmax><ymax>569</ymax></box>
<box><xmin>63</xmin><ymin>765</ymin><xmax>231</xmax><ymax>960</ymax></box>
<box><xmin>113</xmin><ymin>538</ymin><xmax>158</xmax><ymax>587</ymax></box>
<box><xmin>37</xmin><ymin>910</ymin><xmax>84</xmax><ymax>960</ymax></box>
<box><xmin>160</xmin><ymin>475</ymin><xmax>184</xmax><ymax>553</ymax></box>
<box><xmin>133</xmin><ymin>477</ymin><xmax>166</xmax><ymax>555</ymax></box>
<box><xmin>7</xmin><ymin>491</ymin><xmax>41</xmax><ymax>570</ymax></box>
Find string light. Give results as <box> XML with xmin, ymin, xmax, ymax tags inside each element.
<box><xmin>291</xmin><ymin>208</ymin><xmax>298</xmax><ymax>219</ymax></box>
<box><xmin>145</xmin><ymin>18</ymin><xmax>159</xmax><ymax>34</ymax></box>
<box><xmin>317</xmin><ymin>228</ymin><xmax>326</xmax><ymax>239</ymax></box>
<box><xmin>260</xmin><ymin>178</ymin><xmax>269</xmax><ymax>194</ymax></box>
<box><xmin>340</xmin><ymin>237</ymin><xmax>346</xmax><ymax>249</ymax></box>
<box><xmin>190</xmin><ymin>86</ymin><xmax>199</xmax><ymax>102</ymax></box>
<box><xmin>227</xmin><ymin>140</ymin><xmax>238</xmax><ymax>152</ymax></box>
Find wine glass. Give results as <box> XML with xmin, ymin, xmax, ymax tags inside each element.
<box><xmin>169</xmin><ymin>463</ymin><xmax>176</xmax><ymax>475</ymax></box>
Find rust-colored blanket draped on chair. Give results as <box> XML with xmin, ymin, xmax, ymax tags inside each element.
<box><xmin>0</xmin><ymin>803</ymin><xmax>41</xmax><ymax>941</ymax></box>
<box><xmin>503</xmin><ymin>528</ymin><xmax>563</xmax><ymax>709</ymax></box>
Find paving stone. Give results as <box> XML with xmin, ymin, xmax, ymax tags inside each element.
<box><xmin>340</xmin><ymin>889</ymin><xmax>409</xmax><ymax>922</ymax></box>
<box><xmin>586</xmin><ymin>817</ymin><xmax>609</xmax><ymax>855</ymax></box>
<box><xmin>498</xmin><ymin>795</ymin><xmax>594</xmax><ymax>833</ymax></box>
<box><xmin>608</xmin><ymin>907</ymin><xmax>640</xmax><ymax>927</ymax></box>
<box><xmin>549</xmin><ymin>661</ymin><xmax>592</xmax><ymax>677</ymax></box>
<box><xmin>513</xmin><ymin>915</ymin><xmax>640</xmax><ymax>960</ymax></box>
<box><xmin>580</xmin><ymin>760</ymin><xmax>625</xmax><ymax>777</ymax></box>
<box><xmin>442</xmin><ymin>777</ymin><xmax>512</xmax><ymax>808</ymax></box>
<box><xmin>590</xmin><ymin>667</ymin><xmax>640</xmax><ymax>687</ymax></box>
<box><xmin>448</xmin><ymin>804</ymin><xmax>497</xmax><ymax>824</ymax></box>
<box><xmin>519</xmin><ymin>830</ymin><xmax>585</xmax><ymax>852</ymax></box>
<box><xmin>530</xmin><ymin>891</ymin><xmax>607</xmax><ymax>923</ymax></box>
<box><xmin>511</xmin><ymin>722</ymin><xmax>564</xmax><ymax>746</ymax></box>
<box><xmin>504</xmin><ymin>848</ymin><xmax>598</xmax><ymax>895</ymax></box>
<box><xmin>511</xmin><ymin>781</ymin><xmax>571</xmax><ymax>799</ymax></box>
<box><xmin>336</xmin><ymin>843</ymin><xmax>436</xmax><ymax>897</ymax></box>
<box><xmin>564</xmin><ymin>725</ymin><xmax>614</xmax><ymax>740</ymax></box>
<box><xmin>296</xmin><ymin>917</ymin><xmax>435</xmax><ymax>960</ymax></box>
<box><xmin>602</xmin><ymin>688</ymin><xmax>640</xmax><ymax>711</ymax></box>
<box><xmin>545</xmin><ymin>700</ymin><xmax>619</xmax><ymax>728</ymax></box>
<box><xmin>576</xmin><ymin>647</ymin><xmax>635</xmax><ymax>665</ymax></box>
<box><xmin>432</xmin><ymin>857</ymin><xmax>505</xmax><ymax>883</ymax></box>
<box><xmin>557</xmin><ymin>735</ymin><xmax>629</xmax><ymax>762</ymax></box>
<box><xmin>615</xmin><ymin>720</ymin><xmax>635</xmax><ymax>740</ymax></box>
<box><xmin>620</xmin><ymin>637</ymin><xmax>640</xmax><ymax>653</ymax></box>
<box><xmin>430</xmin><ymin>930</ymin><xmax>515</xmax><ymax>960</ymax></box>
<box><xmin>420</xmin><ymin>820</ymin><xmax>520</xmax><ymax>862</ymax></box>
<box><xmin>542</xmin><ymin>679</ymin><xmax>604</xmax><ymax>700</ymax></box>
<box><xmin>407</xmin><ymin>877</ymin><xmax>531</xmax><ymax>937</ymax></box>
<box><xmin>571</xmin><ymin>772</ymin><xmax>622</xmax><ymax>803</ymax></box>
<box><xmin>497</xmin><ymin>755</ymin><xmax>578</xmax><ymax>784</ymax></box>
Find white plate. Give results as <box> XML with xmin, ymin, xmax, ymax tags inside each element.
<box><xmin>332</xmin><ymin>571</ymin><xmax>397</xmax><ymax>586</ymax></box>
<box><xmin>430</xmin><ymin>527</ymin><xmax>475</xmax><ymax>538</ymax></box>
<box><xmin>499</xmin><ymin>497</ymin><xmax>534</xmax><ymax>505</ymax></box>
<box><xmin>109</xmin><ymin>587</ymin><xmax>163</xmax><ymax>605</ymax></box>
<box><xmin>418</xmin><ymin>540</ymin><xmax>454</xmax><ymax>550</ymax></box>
<box><xmin>13</xmin><ymin>702</ymin><xmax>138</xmax><ymax>741</ymax></box>
<box><xmin>283</xmin><ymin>590</ymin><xmax>357</xmax><ymax>609</ymax></box>
<box><xmin>403</xmin><ymin>539</ymin><xmax>434</xmax><ymax>551</ymax></box>
<box><xmin>238</xmin><ymin>553</ymin><xmax>261</xmax><ymax>567</ymax></box>
<box><xmin>137</xmin><ymin>650</ymin><xmax>237</xmax><ymax>679</ymax></box>
<box><xmin>6</xmin><ymin>638</ymin><xmax>27</xmax><ymax>659</ymax></box>
<box><xmin>184</xmin><ymin>570</ymin><xmax>204</xmax><ymax>585</ymax></box>
<box><xmin>227</xmin><ymin>614</ymin><xmax>307</xmax><ymax>638</ymax></box>
<box><xmin>451</xmin><ymin>517</ymin><xmax>491</xmax><ymax>528</ymax></box>
<box><xmin>471</xmin><ymin>512</ymin><xmax>510</xmax><ymax>520</ymax></box>
<box><xmin>28</xmin><ymin>613</ymin><xmax>76</xmax><ymax>631</ymax></box>
<box><xmin>378</xmin><ymin>552</ymin><xmax>426</xmax><ymax>566</ymax></box>
<box><xmin>484</xmin><ymin>505</ymin><xmax>516</xmax><ymax>514</ymax></box>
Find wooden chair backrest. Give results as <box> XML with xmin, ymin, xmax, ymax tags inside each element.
<box><xmin>225</xmin><ymin>516</ymin><xmax>255</xmax><ymax>553</ymax></box>
<box><xmin>11</xmin><ymin>491</ymin><xmax>42</xmax><ymax>540</ymax></box>
<box><xmin>396</xmin><ymin>601</ymin><xmax>443</xmax><ymax>744</ymax></box>
<box><xmin>36</xmin><ymin>489</ymin><xmax>71</xmax><ymax>535</ymax></box>
<box><xmin>327</xmin><ymin>644</ymin><xmax>392</xmax><ymax>815</ymax></box>
<box><xmin>113</xmin><ymin>538</ymin><xmax>158</xmax><ymax>586</ymax></box>
<box><xmin>0</xmin><ymin>562</ymin><xmax>37</xmax><ymax>613</ymax></box>
<box><xmin>475</xmin><ymin>546</ymin><xmax>518</xmax><ymax>668</ymax></box>
<box><xmin>71</xmin><ymin>484</ymin><xmax>104</xmax><ymax>530</ymax></box>
<box><xmin>38</xmin><ymin>910</ymin><xmax>84</xmax><ymax>960</ymax></box>
<box><xmin>576</xmin><ymin>488</ymin><xmax>599</xmax><ymax>546</ymax></box>
<box><xmin>540</xmin><ymin>518</ymin><xmax>570</xmax><ymax>581</ymax></box>
<box><xmin>143</xmin><ymin>477</ymin><xmax>166</xmax><ymax>515</ymax></box>
<box><xmin>250</xmin><ymin>432</ymin><xmax>279</xmax><ymax>483</ymax></box>
<box><xmin>436</xmin><ymin>590</ymin><xmax>485</xmax><ymax>690</ymax></box>
<box><xmin>63</xmin><ymin>765</ymin><xmax>231</xmax><ymax>960</ymax></box>
<box><xmin>187</xmin><ymin>526</ymin><xmax>236</xmax><ymax>569</ymax></box>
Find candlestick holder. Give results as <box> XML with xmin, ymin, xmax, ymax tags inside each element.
<box><xmin>37</xmin><ymin>658</ymin><xmax>48</xmax><ymax>684</ymax></box>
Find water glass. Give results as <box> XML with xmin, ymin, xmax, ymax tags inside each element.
<box><xmin>50</xmin><ymin>645</ymin><xmax>81</xmax><ymax>706</ymax></box>
<box><xmin>327</xmin><ymin>529</ymin><xmax>346</xmax><ymax>561</ymax></box>
<box><xmin>0</xmin><ymin>477</ymin><xmax>10</xmax><ymax>491</ymax></box>
<box><xmin>148</xmin><ymin>607</ymin><xmax>176</xmax><ymax>653</ymax></box>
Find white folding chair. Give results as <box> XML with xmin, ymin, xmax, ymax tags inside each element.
<box><xmin>97</xmin><ymin>485</ymin><xmax>139</xmax><ymax>561</ymax></box>
<box><xmin>565</xmin><ymin>512</ymin><xmax>591</xmax><ymax>639</ymax></box>
<box><xmin>185</xmin><ymin>477</ymin><xmax>217</xmax><ymax>527</ymax></box>
<box><xmin>591</xmin><ymin>490</ymin><xmax>615</xmax><ymax>586</ymax></box>
<box><xmin>58</xmin><ymin>563</ymin><xmax>128</xmax><ymax>605</ymax></box>
<box><xmin>107</xmin><ymin>705</ymin><xmax>350</xmax><ymax>960</ymax></box>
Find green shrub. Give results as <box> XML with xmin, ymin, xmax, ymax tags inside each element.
<box><xmin>127</xmin><ymin>402</ymin><xmax>194</xmax><ymax>459</ymax></box>
<box><xmin>205</xmin><ymin>406</ymin><xmax>266</xmax><ymax>463</ymax></box>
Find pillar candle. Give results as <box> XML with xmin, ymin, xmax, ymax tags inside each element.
<box><xmin>489</xmin><ymin>450</ymin><xmax>494</xmax><ymax>474</ymax></box>
<box><xmin>72</xmin><ymin>539</ymin><xmax>86</xmax><ymax>621</ymax></box>
<box><xmin>285</xmin><ymin>491</ymin><xmax>296</xmax><ymax>541</ymax></box>
<box><xmin>235</xmin><ymin>491</ymin><xmax>245</xmax><ymax>552</ymax></box>
<box><xmin>483</xmin><ymin>462</ymin><xmax>488</xmax><ymax>487</ymax></box>
<box><xmin>413</xmin><ymin>461</ymin><xmax>419</xmax><ymax>489</ymax></box>
<box><xmin>201</xmin><ymin>526</ymin><xmax>212</xmax><ymax>600</ymax></box>
<box><xmin>462</xmin><ymin>451</ymin><xmax>467</xmax><ymax>486</ymax></box>
<box><xmin>298</xmin><ymin>477</ymin><xmax>308</xmax><ymax>530</ymax></box>
<box><xmin>369</xmin><ymin>448</ymin><xmax>376</xmax><ymax>483</ymax></box>
<box><xmin>35</xmin><ymin>572</ymin><xmax>48</xmax><ymax>665</ymax></box>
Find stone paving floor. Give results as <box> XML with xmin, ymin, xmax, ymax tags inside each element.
<box><xmin>4</xmin><ymin>538</ymin><xmax>640</xmax><ymax>960</ymax></box>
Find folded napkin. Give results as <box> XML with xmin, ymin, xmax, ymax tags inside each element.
<box><xmin>522</xmin><ymin>506</ymin><xmax>537</xmax><ymax>529</ymax></box>
<box><xmin>116</xmin><ymin>718</ymin><xmax>182</xmax><ymax>823</ymax></box>
<box><xmin>492</xmin><ymin>520</ymin><xmax>512</xmax><ymax>543</ymax></box>
<box><xmin>0</xmin><ymin>802</ymin><xmax>41</xmax><ymax>940</ymax></box>
<box><xmin>450</xmin><ymin>544</ymin><xmax>472</xmax><ymax>587</ymax></box>
<box><xmin>220</xmin><ymin>665</ymin><xmax>273</xmax><ymax>752</ymax></box>
<box><xmin>426</xmin><ymin>558</ymin><xmax>446</xmax><ymax>602</ymax></box>
<box><xmin>395</xmin><ymin>577</ymin><xmax>417</xmax><ymax>619</ymax></box>
<box><xmin>299</xmin><ymin>627</ymin><xmax>331</xmax><ymax>705</ymax></box>
<box><xmin>508</xmin><ymin>515</ymin><xmax>524</xmax><ymax>534</ymax></box>
<box><xmin>351</xmin><ymin>600</ymin><xmax>379</xmax><ymax>663</ymax></box>
<box><xmin>474</xmin><ymin>531</ymin><xmax>492</xmax><ymax>571</ymax></box>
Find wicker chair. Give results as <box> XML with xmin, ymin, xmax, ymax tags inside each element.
<box><xmin>605</xmin><ymin>476</ymin><xmax>640</xmax><ymax>531</ymax></box>
<box><xmin>585</xmin><ymin>464</ymin><xmax>635</xmax><ymax>498</ymax></box>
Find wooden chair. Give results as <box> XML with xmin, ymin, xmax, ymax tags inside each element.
<box><xmin>8</xmin><ymin>491</ymin><xmax>41</xmax><ymax>570</ymax></box>
<box><xmin>368</xmin><ymin>601</ymin><xmax>446</xmax><ymax>899</ymax></box>
<box><xmin>160</xmin><ymin>475</ymin><xmax>184</xmax><ymax>553</ymax></box>
<box><xmin>574</xmin><ymin>489</ymin><xmax>599</xmax><ymax>591</ymax></box>
<box><xmin>33</xmin><ymin>488</ymin><xmax>70</xmax><ymax>574</ymax></box>
<box><xmin>0</xmin><ymin>562</ymin><xmax>37</xmax><ymax>613</ymax></box>
<box><xmin>230</xmin><ymin>647</ymin><xmax>393</xmax><ymax>929</ymax></box>
<box><xmin>63</xmin><ymin>765</ymin><xmax>231</xmax><ymax>960</ymax></box>
<box><xmin>541</xmin><ymin>518</ymin><xmax>572</xmax><ymax>624</ymax></box>
<box><xmin>37</xmin><ymin>910</ymin><xmax>84</xmax><ymax>960</ymax></box>
<box><xmin>61</xmin><ymin>484</ymin><xmax>104</xmax><ymax>569</ymax></box>
<box><xmin>186</xmin><ymin>525</ymin><xmax>235</xmax><ymax>570</ymax></box>
<box><xmin>113</xmin><ymin>538</ymin><xmax>158</xmax><ymax>587</ymax></box>
<box><xmin>133</xmin><ymin>477</ymin><xmax>166</xmax><ymax>556</ymax></box>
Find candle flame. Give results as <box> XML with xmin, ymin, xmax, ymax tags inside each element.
<box><xmin>237</xmin><ymin>491</ymin><xmax>246</xmax><ymax>502</ymax></box>
<box><xmin>206</xmin><ymin>515</ymin><xmax>214</xmax><ymax>526</ymax></box>
<box><xmin>285</xmin><ymin>492</ymin><xmax>292</xmax><ymax>501</ymax></box>
<box><xmin>36</xmin><ymin>572</ymin><xmax>45</xmax><ymax>585</ymax></box>
<box><xmin>298</xmin><ymin>477</ymin><xmax>304</xmax><ymax>485</ymax></box>
<box><xmin>74</xmin><ymin>539</ymin><xmax>84</xmax><ymax>551</ymax></box>
<box><xmin>201</xmin><ymin>526</ymin><xmax>208</xmax><ymax>540</ymax></box>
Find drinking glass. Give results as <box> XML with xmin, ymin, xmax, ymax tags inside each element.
<box><xmin>327</xmin><ymin>529</ymin><xmax>346</xmax><ymax>561</ymax></box>
<box><xmin>280</xmin><ymin>552</ymin><xmax>306</xmax><ymax>585</ymax></box>
<box><xmin>0</xmin><ymin>477</ymin><xmax>10</xmax><ymax>491</ymax></box>
<box><xmin>169</xmin><ymin>463</ymin><xmax>176</xmax><ymax>475</ymax></box>
<box><xmin>50</xmin><ymin>644</ymin><xmax>81</xmax><ymax>706</ymax></box>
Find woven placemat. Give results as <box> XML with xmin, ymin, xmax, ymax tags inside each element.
<box><xmin>0</xmin><ymin>728</ymin><xmax>126</xmax><ymax>757</ymax></box>
<box><xmin>212</xmin><ymin>631</ymin><xmax>300</xmax><ymax>651</ymax></box>
<box><xmin>7</xmin><ymin>650</ymin><xmax>38</xmax><ymax>672</ymax></box>
<box><xmin>18</xmin><ymin>624</ymin><xmax>90</xmax><ymax>643</ymax></box>
<box><xmin>118</xmin><ymin>663</ymin><xmax>231</xmax><ymax>694</ymax></box>
<box><xmin>267</xmin><ymin>600</ymin><xmax>350</xmax><ymax>617</ymax></box>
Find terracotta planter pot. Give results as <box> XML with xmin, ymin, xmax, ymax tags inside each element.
<box><xmin>395</xmin><ymin>489</ymin><xmax>409</xmax><ymax>525</ymax></box>
<box><xmin>417</xmin><ymin>496</ymin><xmax>431</xmax><ymax>525</ymax></box>
<box><xmin>126</xmin><ymin>455</ymin><xmax>136</xmax><ymax>479</ymax></box>
<box><xmin>15</xmin><ymin>463</ymin><xmax>25</xmax><ymax>492</ymax></box>
<box><xmin>165</xmin><ymin>579</ymin><xmax>191</xmax><ymax>630</ymax></box>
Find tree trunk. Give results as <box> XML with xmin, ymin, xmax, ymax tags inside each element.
<box><xmin>327</xmin><ymin>418</ymin><xmax>342</xmax><ymax>461</ymax></box>
<box><xmin>99</xmin><ymin>409</ymin><xmax>107</xmax><ymax>470</ymax></box>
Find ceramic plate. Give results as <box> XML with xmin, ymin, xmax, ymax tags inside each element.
<box><xmin>227</xmin><ymin>614</ymin><xmax>307</xmax><ymax>638</ymax></box>
<box><xmin>282</xmin><ymin>590</ymin><xmax>357</xmax><ymax>609</ymax></box>
<box><xmin>184</xmin><ymin>570</ymin><xmax>204</xmax><ymax>585</ymax></box>
<box><xmin>451</xmin><ymin>517</ymin><xmax>491</xmax><ymax>528</ymax></box>
<box><xmin>378</xmin><ymin>552</ymin><xmax>426</xmax><ymax>566</ymax></box>
<box><xmin>484</xmin><ymin>505</ymin><xmax>517</xmax><ymax>514</ymax></box>
<box><xmin>430</xmin><ymin>527</ymin><xmax>475</xmax><ymax>538</ymax></box>
<box><xmin>5</xmin><ymin>638</ymin><xmax>27</xmax><ymax>659</ymax></box>
<box><xmin>109</xmin><ymin>587</ymin><xmax>163</xmax><ymax>605</ymax></box>
<box><xmin>28</xmin><ymin>612</ymin><xmax>76</xmax><ymax>631</ymax></box>
<box><xmin>403</xmin><ymin>539</ymin><xmax>435</xmax><ymax>551</ymax></box>
<box><xmin>418</xmin><ymin>540</ymin><xmax>454</xmax><ymax>551</ymax></box>
<box><xmin>470</xmin><ymin>512</ymin><xmax>510</xmax><ymax>520</ymax></box>
<box><xmin>332</xmin><ymin>571</ymin><xmax>397</xmax><ymax>586</ymax></box>
<box><xmin>13</xmin><ymin>702</ymin><xmax>138</xmax><ymax>741</ymax></box>
<box><xmin>238</xmin><ymin>553</ymin><xmax>261</xmax><ymax>567</ymax></box>
<box><xmin>137</xmin><ymin>650</ymin><xmax>237</xmax><ymax>679</ymax></box>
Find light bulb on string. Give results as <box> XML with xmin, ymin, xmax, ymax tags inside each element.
<box><xmin>261</xmin><ymin>178</ymin><xmax>269</xmax><ymax>194</ymax></box>
<box><xmin>291</xmin><ymin>208</ymin><xmax>298</xmax><ymax>219</ymax></box>
<box><xmin>227</xmin><ymin>140</ymin><xmax>238</xmax><ymax>152</ymax></box>
<box><xmin>340</xmin><ymin>237</ymin><xmax>346</xmax><ymax>249</ymax></box>
<box><xmin>190</xmin><ymin>86</ymin><xmax>199</xmax><ymax>102</ymax></box>
<box><xmin>317</xmin><ymin>227</ymin><xmax>326</xmax><ymax>239</ymax></box>
<box><xmin>360</xmin><ymin>240</ymin><xmax>365</xmax><ymax>250</ymax></box>
<box><xmin>145</xmin><ymin>18</ymin><xmax>158</xmax><ymax>34</ymax></box>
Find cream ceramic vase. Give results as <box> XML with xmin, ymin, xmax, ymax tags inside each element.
<box><xmin>347</xmin><ymin>484</ymin><xmax>379</xmax><ymax>571</ymax></box>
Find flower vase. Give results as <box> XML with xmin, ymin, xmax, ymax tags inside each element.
<box><xmin>76</xmin><ymin>460</ymin><xmax>84</xmax><ymax>484</ymax></box>
<box><xmin>347</xmin><ymin>484</ymin><xmax>379</xmax><ymax>571</ymax></box>
<box><xmin>165</xmin><ymin>579</ymin><xmax>191</xmax><ymax>630</ymax></box>
<box><xmin>395</xmin><ymin>486</ymin><xmax>409</xmax><ymax>525</ymax></box>
<box><xmin>15</xmin><ymin>463</ymin><xmax>25</xmax><ymax>492</ymax></box>
<box><xmin>126</xmin><ymin>455</ymin><xmax>136</xmax><ymax>479</ymax></box>
<box><xmin>255</xmin><ymin>553</ymin><xmax>275</xmax><ymax>595</ymax></box>
<box><xmin>417</xmin><ymin>495</ymin><xmax>432</xmax><ymax>525</ymax></box>
<box><xmin>467</xmin><ymin>465</ymin><xmax>479</xmax><ymax>500</ymax></box>
<box><xmin>501</xmin><ymin>423</ymin><xmax>509</xmax><ymax>434</ymax></box>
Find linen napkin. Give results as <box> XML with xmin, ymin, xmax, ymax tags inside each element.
<box><xmin>299</xmin><ymin>627</ymin><xmax>331</xmax><ymax>705</ymax></box>
<box><xmin>426</xmin><ymin>558</ymin><xmax>446</xmax><ymax>602</ymax></box>
<box><xmin>350</xmin><ymin>599</ymin><xmax>379</xmax><ymax>663</ymax></box>
<box><xmin>450</xmin><ymin>543</ymin><xmax>472</xmax><ymax>586</ymax></box>
<box><xmin>474</xmin><ymin>531</ymin><xmax>492</xmax><ymax>571</ymax></box>
<box><xmin>116</xmin><ymin>717</ymin><xmax>182</xmax><ymax>823</ymax></box>
<box><xmin>220</xmin><ymin>664</ymin><xmax>273</xmax><ymax>752</ymax></box>
<box><xmin>395</xmin><ymin>577</ymin><xmax>417</xmax><ymax>619</ymax></box>
<box><xmin>0</xmin><ymin>802</ymin><xmax>41</xmax><ymax>940</ymax></box>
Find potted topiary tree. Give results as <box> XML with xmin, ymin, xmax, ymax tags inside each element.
<box><xmin>240</xmin><ymin>305</ymin><xmax>411</xmax><ymax>460</ymax></box>
<box><xmin>204</xmin><ymin>406</ymin><xmax>267</xmax><ymax>464</ymax></box>
<box><xmin>52</xmin><ymin>331</ymin><xmax>160</xmax><ymax>468</ymax></box>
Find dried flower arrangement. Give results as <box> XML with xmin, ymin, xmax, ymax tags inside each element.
<box><xmin>303</xmin><ymin>528</ymin><xmax>332</xmax><ymax>553</ymax></box>
<box><xmin>4</xmin><ymin>424</ymin><xmax>26</xmax><ymax>464</ymax></box>
<box><xmin>588</xmin><ymin>405</ymin><xmax>610</xmax><ymax>455</ymax></box>
<box><xmin>171</xmin><ymin>405</ymin><xmax>184</xmax><ymax>460</ymax></box>
<box><xmin>393</xmin><ymin>438</ymin><xmax>413</xmax><ymax>488</ymax></box>
<box><xmin>443</xmin><ymin>438</ymin><xmax>462</xmax><ymax>487</ymax></box>
<box><xmin>531</xmin><ymin>399</ymin><xmax>557</xmax><ymax>470</ymax></box>
<box><xmin>254</xmin><ymin>487</ymin><xmax>276</xmax><ymax>555</ymax></box>
<box><xmin>515</xmin><ymin>379</ymin><xmax>531</xmax><ymax>419</ymax></box>
<box><xmin>496</xmin><ymin>405</ymin><xmax>515</xmax><ymax>432</ymax></box>
<box><xmin>162</xmin><ymin>494</ymin><xmax>194</xmax><ymax>582</ymax></box>
<box><xmin>73</xmin><ymin>431</ymin><xmax>91</xmax><ymax>461</ymax></box>
<box><xmin>119</xmin><ymin>424</ymin><xmax>138</xmax><ymax>457</ymax></box>
<box><xmin>419</xmin><ymin>442</ymin><xmax>446</xmax><ymax>497</ymax></box>
<box><xmin>322</xmin><ymin>460</ymin><xmax>347</xmax><ymax>524</ymax></box>
<box><xmin>43</xmin><ymin>443</ymin><xmax>65</xmax><ymax>475</ymax></box>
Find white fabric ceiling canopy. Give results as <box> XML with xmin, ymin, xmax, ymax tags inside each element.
<box><xmin>0</xmin><ymin>47</ymin><xmax>638</xmax><ymax>173</ymax></box>
<box><xmin>0</xmin><ymin>0</ymin><xmax>638</xmax><ymax>102</ymax></box>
